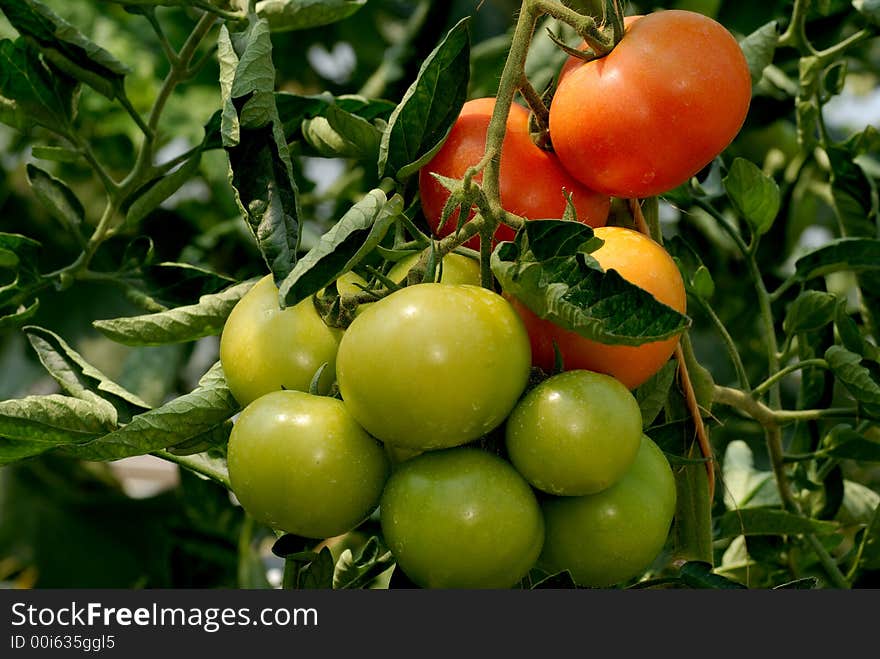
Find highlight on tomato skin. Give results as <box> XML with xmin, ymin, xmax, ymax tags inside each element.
<box><xmin>506</xmin><ymin>225</ymin><xmax>688</xmax><ymax>390</ymax></box>
<box><xmin>418</xmin><ymin>97</ymin><xmax>611</xmax><ymax>250</ymax></box>
<box><xmin>549</xmin><ymin>9</ymin><xmax>753</xmax><ymax>198</ymax></box>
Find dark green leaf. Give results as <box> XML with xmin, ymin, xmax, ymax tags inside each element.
<box><xmin>299</xmin><ymin>546</ymin><xmax>336</xmax><ymax>589</ymax></box>
<box><xmin>138</xmin><ymin>262</ymin><xmax>235</xmax><ymax>307</ymax></box>
<box><xmin>30</xmin><ymin>145</ymin><xmax>80</xmax><ymax>162</ymax></box>
<box><xmin>715</xmin><ymin>508</ymin><xmax>840</xmax><ymax>539</ymax></box>
<box><xmin>635</xmin><ymin>360</ymin><xmax>677</xmax><ymax>429</ymax></box>
<box><xmin>793</xmin><ymin>238</ymin><xmax>880</xmax><ymax>281</ymax></box>
<box><xmin>492</xmin><ymin>220</ymin><xmax>691</xmax><ymax>346</ymax></box>
<box><xmin>256</xmin><ymin>0</ymin><xmax>366</xmax><ymax>32</ymax></box>
<box><xmin>723</xmin><ymin>158</ymin><xmax>780</xmax><ymax>236</ymax></box>
<box><xmin>0</xmin><ymin>38</ymin><xmax>75</xmax><ymax>132</ymax></box>
<box><xmin>782</xmin><ymin>290</ymin><xmax>838</xmax><ymax>334</ymax></box>
<box><xmin>739</xmin><ymin>21</ymin><xmax>778</xmax><ymax>84</ymax></box>
<box><xmin>92</xmin><ymin>278</ymin><xmax>258</xmax><ymax>346</ymax></box>
<box><xmin>333</xmin><ymin>536</ymin><xmax>394</xmax><ymax>589</ymax></box>
<box><xmin>301</xmin><ymin>104</ymin><xmax>380</xmax><ymax>160</ymax></box>
<box><xmin>124</xmin><ymin>152</ymin><xmax>203</xmax><ymax>226</ymax></box>
<box><xmin>0</xmin><ymin>394</ymin><xmax>116</xmax><ymax>465</ymax></box>
<box><xmin>825</xmin><ymin>345</ymin><xmax>880</xmax><ymax>405</ymax></box>
<box><xmin>379</xmin><ymin>18</ymin><xmax>470</xmax><ymax>180</ymax></box>
<box><xmin>279</xmin><ymin>190</ymin><xmax>402</xmax><ymax>307</ymax></box>
<box><xmin>26</xmin><ymin>163</ymin><xmax>84</xmax><ymax>232</ymax></box>
<box><xmin>65</xmin><ymin>362</ymin><xmax>239</xmax><ymax>461</ymax></box>
<box><xmin>678</xmin><ymin>561</ymin><xmax>746</xmax><ymax>589</ymax></box>
<box><xmin>23</xmin><ymin>325</ymin><xmax>150</xmax><ymax>424</ymax></box>
<box><xmin>828</xmin><ymin>146</ymin><xmax>878</xmax><ymax>239</ymax></box>
<box><xmin>0</xmin><ymin>0</ymin><xmax>129</xmax><ymax>100</ymax></box>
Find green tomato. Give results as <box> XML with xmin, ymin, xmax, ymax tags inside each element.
<box><xmin>336</xmin><ymin>283</ymin><xmax>531</xmax><ymax>449</ymax></box>
<box><xmin>505</xmin><ymin>370</ymin><xmax>642</xmax><ymax>495</ymax></box>
<box><xmin>538</xmin><ymin>435</ymin><xmax>676</xmax><ymax>587</ymax></box>
<box><xmin>220</xmin><ymin>274</ymin><xmax>343</xmax><ymax>407</ymax></box>
<box><xmin>380</xmin><ymin>447</ymin><xmax>545</xmax><ymax>589</ymax></box>
<box><xmin>227</xmin><ymin>390</ymin><xmax>390</xmax><ymax>539</ymax></box>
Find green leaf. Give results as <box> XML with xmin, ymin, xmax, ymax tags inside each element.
<box><xmin>0</xmin><ymin>0</ymin><xmax>129</xmax><ymax>100</ymax></box>
<box><xmin>782</xmin><ymin>290</ymin><xmax>838</xmax><ymax>334</ymax></box>
<box><xmin>378</xmin><ymin>18</ymin><xmax>470</xmax><ymax>180</ymax></box>
<box><xmin>65</xmin><ymin>362</ymin><xmax>239</xmax><ymax>462</ymax></box>
<box><xmin>823</xmin><ymin>425</ymin><xmax>880</xmax><ymax>461</ymax></box>
<box><xmin>0</xmin><ymin>38</ymin><xmax>75</xmax><ymax>132</ymax></box>
<box><xmin>738</xmin><ymin>21</ymin><xmax>778</xmax><ymax>85</ymax></box>
<box><xmin>23</xmin><ymin>325</ymin><xmax>151</xmax><ymax>424</ymax></box>
<box><xmin>492</xmin><ymin>220</ymin><xmax>691</xmax><ymax>346</ymax></box>
<box><xmin>279</xmin><ymin>190</ymin><xmax>402</xmax><ymax>307</ymax></box>
<box><xmin>856</xmin><ymin>503</ymin><xmax>880</xmax><ymax>570</ymax></box>
<box><xmin>30</xmin><ymin>145</ymin><xmax>80</xmax><ymax>162</ymax></box>
<box><xmin>678</xmin><ymin>561</ymin><xmax>746</xmax><ymax>589</ymax></box>
<box><xmin>137</xmin><ymin>262</ymin><xmax>236</xmax><ymax>307</ymax></box>
<box><xmin>715</xmin><ymin>508</ymin><xmax>840</xmax><ymax>539</ymax></box>
<box><xmin>635</xmin><ymin>360</ymin><xmax>677</xmax><ymax>429</ymax></box>
<box><xmin>299</xmin><ymin>546</ymin><xmax>336</xmax><ymax>589</ymax></box>
<box><xmin>825</xmin><ymin>345</ymin><xmax>880</xmax><ymax>405</ymax></box>
<box><xmin>722</xmin><ymin>158</ymin><xmax>780</xmax><ymax>236</ymax></box>
<box><xmin>828</xmin><ymin>146</ymin><xmax>878</xmax><ymax>239</ymax></box>
<box><xmin>92</xmin><ymin>278</ymin><xmax>258</xmax><ymax>347</ymax></box>
<box><xmin>835</xmin><ymin>301</ymin><xmax>868</xmax><ymax>357</ymax></box>
<box><xmin>853</xmin><ymin>0</ymin><xmax>880</xmax><ymax>26</ymax></box>
<box><xmin>26</xmin><ymin>163</ymin><xmax>84</xmax><ymax>233</ymax></box>
<box><xmin>0</xmin><ymin>394</ymin><xmax>116</xmax><ymax>465</ymax></box>
<box><xmin>722</xmin><ymin>440</ymin><xmax>781</xmax><ymax>510</ymax></box>
<box><xmin>793</xmin><ymin>238</ymin><xmax>880</xmax><ymax>281</ymax></box>
<box><xmin>256</xmin><ymin>0</ymin><xmax>366</xmax><ymax>32</ymax></box>
<box><xmin>301</xmin><ymin>105</ymin><xmax>380</xmax><ymax>159</ymax></box>
<box><xmin>124</xmin><ymin>151</ymin><xmax>203</xmax><ymax>227</ymax></box>
<box><xmin>333</xmin><ymin>536</ymin><xmax>395</xmax><ymax>589</ymax></box>
<box><xmin>221</xmin><ymin>19</ymin><xmax>301</xmax><ymax>285</ymax></box>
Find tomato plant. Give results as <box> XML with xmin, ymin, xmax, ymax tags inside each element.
<box><xmin>227</xmin><ymin>390</ymin><xmax>390</xmax><ymax>540</ymax></box>
<box><xmin>505</xmin><ymin>369</ymin><xmax>643</xmax><ymax>495</ymax></box>
<box><xmin>220</xmin><ymin>274</ymin><xmax>344</xmax><ymax>406</ymax></box>
<box><xmin>336</xmin><ymin>283</ymin><xmax>531</xmax><ymax>450</ymax></box>
<box><xmin>507</xmin><ymin>226</ymin><xmax>687</xmax><ymax>390</ymax></box>
<box><xmin>539</xmin><ymin>435</ymin><xmax>677</xmax><ymax>587</ymax></box>
<box><xmin>380</xmin><ymin>447</ymin><xmax>545</xmax><ymax>589</ymax></box>
<box><xmin>550</xmin><ymin>9</ymin><xmax>752</xmax><ymax>198</ymax></box>
<box><xmin>418</xmin><ymin>97</ymin><xmax>610</xmax><ymax>249</ymax></box>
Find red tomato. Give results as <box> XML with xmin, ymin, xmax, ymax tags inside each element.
<box><xmin>418</xmin><ymin>97</ymin><xmax>610</xmax><ymax>249</ymax></box>
<box><xmin>550</xmin><ymin>10</ymin><xmax>752</xmax><ymax>198</ymax></box>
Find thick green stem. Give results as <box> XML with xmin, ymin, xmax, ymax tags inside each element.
<box><xmin>778</xmin><ymin>0</ymin><xmax>815</xmax><ymax>53</ymax></box>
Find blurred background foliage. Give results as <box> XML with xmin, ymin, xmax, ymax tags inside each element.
<box><xmin>0</xmin><ymin>0</ymin><xmax>877</xmax><ymax>587</ymax></box>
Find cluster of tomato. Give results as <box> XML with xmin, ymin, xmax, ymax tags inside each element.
<box><xmin>218</xmin><ymin>9</ymin><xmax>751</xmax><ymax>589</ymax></box>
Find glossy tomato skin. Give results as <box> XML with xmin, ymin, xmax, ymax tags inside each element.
<box><xmin>419</xmin><ymin>97</ymin><xmax>610</xmax><ymax>249</ymax></box>
<box><xmin>336</xmin><ymin>283</ymin><xmax>531</xmax><ymax>450</ymax></box>
<box><xmin>550</xmin><ymin>10</ymin><xmax>752</xmax><ymax>198</ymax></box>
<box><xmin>539</xmin><ymin>435</ymin><xmax>676</xmax><ymax>587</ymax></box>
<box><xmin>220</xmin><ymin>275</ymin><xmax>343</xmax><ymax>407</ymax></box>
<box><xmin>227</xmin><ymin>390</ymin><xmax>390</xmax><ymax>539</ymax></box>
<box><xmin>508</xmin><ymin>226</ymin><xmax>687</xmax><ymax>390</ymax></box>
<box><xmin>505</xmin><ymin>370</ymin><xmax>643</xmax><ymax>496</ymax></box>
<box><xmin>380</xmin><ymin>447</ymin><xmax>545</xmax><ymax>589</ymax></box>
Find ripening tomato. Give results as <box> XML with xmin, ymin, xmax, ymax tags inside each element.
<box><xmin>227</xmin><ymin>390</ymin><xmax>390</xmax><ymax>539</ymax></box>
<box><xmin>220</xmin><ymin>275</ymin><xmax>343</xmax><ymax>407</ymax></box>
<box><xmin>550</xmin><ymin>10</ymin><xmax>752</xmax><ymax>198</ymax></box>
<box><xmin>539</xmin><ymin>434</ymin><xmax>676</xmax><ymax>587</ymax></box>
<box><xmin>336</xmin><ymin>283</ymin><xmax>531</xmax><ymax>450</ymax></box>
<box><xmin>418</xmin><ymin>97</ymin><xmax>610</xmax><ymax>249</ymax></box>
<box><xmin>507</xmin><ymin>226</ymin><xmax>686</xmax><ymax>390</ymax></box>
<box><xmin>380</xmin><ymin>447</ymin><xmax>545</xmax><ymax>589</ymax></box>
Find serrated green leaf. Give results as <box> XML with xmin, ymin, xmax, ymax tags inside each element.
<box><xmin>65</xmin><ymin>364</ymin><xmax>239</xmax><ymax>462</ymax></box>
<box><xmin>26</xmin><ymin>163</ymin><xmax>84</xmax><ymax>232</ymax></box>
<box><xmin>379</xmin><ymin>18</ymin><xmax>470</xmax><ymax>179</ymax></box>
<box><xmin>23</xmin><ymin>325</ymin><xmax>150</xmax><ymax>424</ymax></box>
<box><xmin>92</xmin><ymin>278</ymin><xmax>258</xmax><ymax>347</ymax></box>
<box><xmin>739</xmin><ymin>21</ymin><xmax>778</xmax><ymax>84</ymax></box>
<box><xmin>0</xmin><ymin>0</ymin><xmax>128</xmax><ymax>100</ymax></box>
<box><xmin>256</xmin><ymin>0</ymin><xmax>366</xmax><ymax>32</ymax></box>
<box><xmin>723</xmin><ymin>158</ymin><xmax>780</xmax><ymax>236</ymax></box>
<box><xmin>793</xmin><ymin>238</ymin><xmax>880</xmax><ymax>281</ymax></box>
<box><xmin>0</xmin><ymin>394</ymin><xmax>116</xmax><ymax>465</ymax></box>
<box><xmin>493</xmin><ymin>220</ymin><xmax>691</xmax><ymax>346</ymax></box>
<box><xmin>279</xmin><ymin>190</ymin><xmax>402</xmax><ymax>307</ymax></box>
<box><xmin>782</xmin><ymin>290</ymin><xmax>838</xmax><ymax>334</ymax></box>
<box><xmin>825</xmin><ymin>345</ymin><xmax>880</xmax><ymax>405</ymax></box>
<box><xmin>635</xmin><ymin>360</ymin><xmax>677</xmax><ymax>429</ymax></box>
<box><xmin>715</xmin><ymin>508</ymin><xmax>840</xmax><ymax>539</ymax></box>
